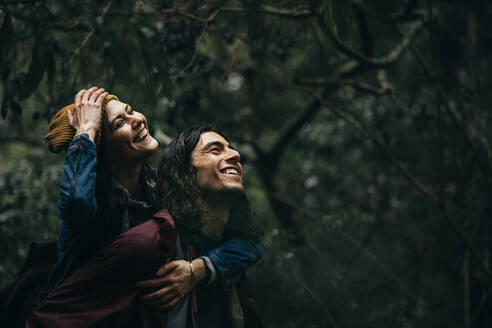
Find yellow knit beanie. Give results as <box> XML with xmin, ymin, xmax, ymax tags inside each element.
<box><xmin>45</xmin><ymin>94</ymin><xmax>119</xmax><ymax>153</ymax></box>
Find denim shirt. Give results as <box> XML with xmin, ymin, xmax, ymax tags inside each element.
<box><xmin>47</xmin><ymin>134</ymin><xmax>262</xmax><ymax>293</ymax></box>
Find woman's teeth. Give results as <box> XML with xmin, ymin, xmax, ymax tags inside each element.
<box><xmin>134</xmin><ymin>129</ymin><xmax>147</xmax><ymax>142</ymax></box>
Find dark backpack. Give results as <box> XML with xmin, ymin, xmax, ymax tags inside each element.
<box><xmin>0</xmin><ymin>241</ymin><xmax>57</xmax><ymax>328</ymax></box>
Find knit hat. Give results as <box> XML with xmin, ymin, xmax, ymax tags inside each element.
<box><xmin>45</xmin><ymin>94</ymin><xmax>119</xmax><ymax>153</ymax></box>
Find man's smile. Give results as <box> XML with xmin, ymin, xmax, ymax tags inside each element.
<box><xmin>219</xmin><ymin>166</ymin><xmax>241</xmax><ymax>176</ymax></box>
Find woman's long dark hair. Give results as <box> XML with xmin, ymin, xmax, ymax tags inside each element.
<box><xmin>157</xmin><ymin>124</ymin><xmax>263</xmax><ymax>242</ymax></box>
<box><xmin>94</xmin><ymin>112</ymin><xmax>157</xmax><ymax>246</ymax></box>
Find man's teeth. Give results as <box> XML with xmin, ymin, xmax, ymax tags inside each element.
<box><xmin>225</xmin><ymin>168</ymin><xmax>238</xmax><ymax>175</ymax></box>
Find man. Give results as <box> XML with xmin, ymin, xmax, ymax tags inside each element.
<box><xmin>152</xmin><ymin>124</ymin><xmax>263</xmax><ymax>328</ymax></box>
<box><xmin>27</xmin><ymin>125</ymin><xmax>263</xmax><ymax>327</ymax></box>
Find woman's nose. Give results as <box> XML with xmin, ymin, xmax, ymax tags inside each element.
<box><xmin>131</xmin><ymin>116</ymin><xmax>144</xmax><ymax>130</ymax></box>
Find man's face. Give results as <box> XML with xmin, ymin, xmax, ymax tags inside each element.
<box><xmin>103</xmin><ymin>100</ymin><xmax>159</xmax><ymax>164</ymax></box>
<box><xmin>191</xmin><ymin>131</ymin><xmax>244</xmax><ymax>195</ymax></box>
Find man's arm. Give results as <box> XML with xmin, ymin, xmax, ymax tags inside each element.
<box><xmin>137</xmin><ymin>238</ymin><xmax>263</xmax><ymax>309</ymax></box>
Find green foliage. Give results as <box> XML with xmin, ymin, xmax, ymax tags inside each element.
<box><xmin>0</xmin><ymin>141</ymin><xmax>60</xmax><ymax>290</ymax></box>
<box><xmin>1</xmin><ymin>0</ymin><xmax>492</xmax><ymax>327</ymax></box>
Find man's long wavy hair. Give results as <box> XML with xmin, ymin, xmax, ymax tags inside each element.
<box><xmin>157</xmin><ymin>124</ymin><xmax>263</xmax><ymax>242</ymax></box>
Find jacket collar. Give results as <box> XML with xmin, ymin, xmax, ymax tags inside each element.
<box><xmin>153</xmin><ymin>208</ymin><xmax>173</xmax><ymax>221</ymax></box>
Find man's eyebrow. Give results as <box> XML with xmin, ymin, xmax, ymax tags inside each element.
<box><xmin>202</xmin><ymin>141</ymin><xmax>228</xmax><ymax>150</ymax></box>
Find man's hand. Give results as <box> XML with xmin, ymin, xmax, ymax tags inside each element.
<box><xmin>136</xmin><ymin>259</ymin><xmax>207</xmax><ymax>310</ymax></box>
<box><xmin>68</xmin><ymin>86</ymin><xmax>108</xmax><ymax>141</ymax></box>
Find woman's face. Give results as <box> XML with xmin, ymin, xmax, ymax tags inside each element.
<box><xmin>103</xmin><ymin>100</ymin><xmax>158</xmax><ymax>165</ymax></box>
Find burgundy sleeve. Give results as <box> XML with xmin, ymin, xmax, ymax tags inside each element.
<box><xmin>27</xmin><ymin>217</ymin><xmax>177</xmax><ymax>328</ymax></box>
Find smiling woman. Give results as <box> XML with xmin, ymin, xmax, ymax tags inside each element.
<box><xmin>45</xmin><ymin>87</ymin><xmax>162</xmax><ymax>292</ymax></box>
<box><xmin>104</xmin><ymin>100</ymin><xmax>159</xmax><ymax>166</ymax></box>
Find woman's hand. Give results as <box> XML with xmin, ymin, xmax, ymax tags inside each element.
<box><xmin>136</xmin><ymin>259</ymin><xmax>207</xmax><ymax>310</ymax></box>
<box><xmin>68</xmin><ymin>86</ymin><xmax>108</xmax><ymax>141</ymax></box>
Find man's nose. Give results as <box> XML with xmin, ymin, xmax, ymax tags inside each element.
<box><xmin>225</xmin><ymin>148</ymin><xmax>240</xmax><ymax>163</ymax></box>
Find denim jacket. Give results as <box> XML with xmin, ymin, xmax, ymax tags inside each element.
<box><xmin>47</xmin><ymin>134</ymin><xmax>262</xmax><ymax>293</ymax></box>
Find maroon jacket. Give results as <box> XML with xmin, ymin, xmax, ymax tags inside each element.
<box><xmin>26</xmin><ymin>209</ymin><xmax>261</xmax><ymax>328</ymax></box>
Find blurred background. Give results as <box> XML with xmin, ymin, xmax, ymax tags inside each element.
<box><xmin>1</xmin><ymin>0</ymin><xmax>492</xmax><ymax>327</ymax></box>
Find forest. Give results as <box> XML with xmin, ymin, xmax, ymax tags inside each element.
<box><xmin>1</xmin><ymin>0</ymin><xmax>492</xmax><ymax>327</ymax></box>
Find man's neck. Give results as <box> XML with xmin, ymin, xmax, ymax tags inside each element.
<box><xmin>201</xmin><ymin>199</ymin><xmax>231</xmax><ymax>241</ymax></box>
<box><xmin>114</xmin><ymin>163</ymin><xmax>143</xmax><ymax>199</ymax></box>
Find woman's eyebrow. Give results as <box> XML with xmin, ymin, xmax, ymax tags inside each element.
<box><xmin>110</xmin><ymin>114</ymin><xmax>123</xmax><ymax>129</ymax></box>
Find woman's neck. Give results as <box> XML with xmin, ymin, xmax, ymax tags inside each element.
<box><xmin>114</xmin><ymin>163</ymin><xmax>144</xmax><ymax>199</ymax></box>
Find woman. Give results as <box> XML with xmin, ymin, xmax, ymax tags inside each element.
<box><xmin>44</xmin><ymin>88</ymin><xmax>262</xmax><ymax>307</ymax></box>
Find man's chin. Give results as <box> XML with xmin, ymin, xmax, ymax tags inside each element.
<box><xmin>210</xmin><ymin>185</ymin><xmax>245</xmax><ymax>200</ymax></box>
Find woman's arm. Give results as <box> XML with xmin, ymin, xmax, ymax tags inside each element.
<box><xmin>204</xmin><ymin>238</ymin><xmax>263</xmax><ymax>289</ymax></box>
<box><xmin>56</xmin><ymin>87</ymin><xmax>108</xmax><ymax>224</ymax></box>
<box><xmin>56</xmin><ymin>134</ymin><xmax>98</xmax><ymax>222</ymax></box>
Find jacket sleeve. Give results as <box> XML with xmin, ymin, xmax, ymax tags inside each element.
<box><xmin>56</xmin><ymin>133</ymin><xmax>98</xmax><ymax>225</ymax></box>
<box><xmin>204</xmin><ymin>238</ymin><xmax>263</xmax><ymax>290</ymax></box>
<box><xmin>27</xmin><ymin>219</ymin><xmax>173</xmax><ymax>328</ymax></box>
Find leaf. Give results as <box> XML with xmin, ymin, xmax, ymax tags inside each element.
<box><xmin>1</xmin><ymin>96</ymin><xmax>8</xmax><ymax>119</ymax></box>
<box><xmin>0</xmin><ymin>14</ymin><xmax>13</xmax><ymax>76</ymax></box>
<box><xmin>46</xmin><ymin>45</ymin><xmax>56</xmax><ymax>82</ymax></box>
<box><xmin>34</xmin><ymin>5</ymin><xmax>55</xmax><ymax>25</ymax></box>
<box><xmin>137</xmin><ymin>29</ymin><xmax>171</xmax><ymax>97</ymax></box>
<box><xmin>10</xmin><ymin>100</ymin><xmax>22</xmax><ymax>116</ymax></box>
<box><xmin>74</xmin><ymin>23</ymin><xmax>91</xmax><ymax>32</ymax></box>
<box><xmin>18</xmin><ymin>41</ymin><xmax>46</xmax><ymax>100</ymax></box>
<box><xmin>107</xmin><ymin>32</ymin><xmax>132</xmax><ymax>82</ymax></box>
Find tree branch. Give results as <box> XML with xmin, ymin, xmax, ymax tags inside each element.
<box><xmin>156</xmin><ymin>7</ymin><xmax>220</xmax><ymax>23</ymax></box>
<box><xmin>317</xmin><ymin>95</ymin><xmax>492</xmax><ymax>282</ymax></box>
<box><xmin>220</xmin><ymin>4</ymin><xmax>317</xmax><ymax>19</ymax></box>
<box><xmin>143</xmin><ymin>2</ymin><xmax>424</xmax><ymax>81</ymax></box>
<box><xmin>251</xmin><ymin>97</ymin><xmax>327</xmax><ymax>248</ymax></box>
<box><xmin>352</xmin><ymin>1</ymin><xmax>373</xmax><ymax>57</ymax></box>
<box><xmin>296</xmin><ymin>77</ymin><xmax>392</xmax><ymax>96</ymax></box>
<box><xmin>281</xmin><ymin>269</ymin><xmax>338</xmax><ymax>328</ymax></box>
<box><xmin>318</xmin><ymin>95</ymin><xmax>437</xmax><ymax>202</ymax></box>
<box><xmin>318</xmin><ymin>12</ymin><xmax>427</xmax><ymax>68</ymax></box>
<box><xmin>144</xmin><ymin>2</ymin><xmax>424</xmax><ymax>72</ymax></box>
<box><xmin>269</xmin><ymin>191</ymin><xmax>423</xmax><ymax>305</ymax></box>
<box><xmin>170</xmin><ymin>24</ymin><xmax>209</xmax><ymax>81</ymax></box>
<box><xmin>67</xmin><ymin>0</ymin><xmax>113</xmax><ymax>66</ymax></box>
<box><xmin>403</xmin><ymin>27</ymin><xmax>492</xmax><ymax>189</ymax></box>
<box><xmin>350</xmin><ymin>0</ymin><xmax>426</xmax><ymax>24</ymax></box>
<box><xmin>464</xmin><ymin>251</ymin><xmax>471</xmax><ymax>328</ymax></box>
<box><xmin>268</xmin><ymin>100</ymin><xmax>321</xmax><ymax>167</ymax></box>
<box><xmin>472</xmin><ymin>282</ymin><xmax>492</xmax><ymax>322</ymax></box>
<box><xmin>0</xmin><ymin>6</ymin><xmax>34</xmax><ymax>24</ymax></box>
<box><xmin>142</xmin><ymin>2</ymin><xmax>318</xmax><ymax>24</ymax></box>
